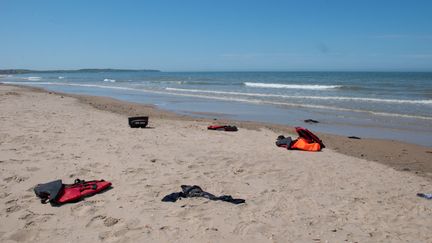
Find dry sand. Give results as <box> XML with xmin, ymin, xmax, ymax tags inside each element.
<box><xmin>0</xmin><ymin>84</ymin><xmax>431</xmax><ymax>242</ymax></box>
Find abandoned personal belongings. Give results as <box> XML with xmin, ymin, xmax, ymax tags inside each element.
<box><xmin>162</xmin><ymin>185</ymin><xmax>245</xmax><ymax>204</ymax></box>
<box><xmin>417</xmin><ymin>193</ymin><xmax>432</xmax><ymax>200</ymax></box>
<box><xmin>207</xmin><ymin>125</ymin><xmax>238</xmax><ymax>131</ymax></box>
<box><xmin>304</xmin><ymin>119</ymin><xmax>319</xmax><ymax>124</ymax></box>
<box><xmin>128</xmin><ymin>116</ymin><xmax>149</xmax><ymax>128</ymax></box>
<box><xmin>276</xmin><ymin>135</ymin><xmax>293</xmax><ymax>149</ymax></box>
<box><xmin>34</xmin><ymin>179</ymin><xmax>112</xmax><ymax>205</ymax></box>
<box><xmin>276</xmin><ymin>127</ymin><xmax>325</xmax><ymax>152</ymax></box>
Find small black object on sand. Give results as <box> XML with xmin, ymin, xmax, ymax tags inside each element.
<box><xmin>207</xmin><ymin>125</ymin><xmax>238</xmax><ymax>132</ymax></box>
<box><xmin>128</xmin><ymin>116</ymin><xmax>149</xmax><ymax>128</ymax></box>
<box><xmin>348</xmin><ymin>136</ymin><xmax>361</xmax><ymax>139</ymax></box>
<box><xmin>417</xmin><ymin>193</ymin><xmax>432</xmax><ymax>200</ymax></box>
<box><xmin>304</xmin><ymin>119</ymin><xmax>319</xmax><ymax>124</ymax></box>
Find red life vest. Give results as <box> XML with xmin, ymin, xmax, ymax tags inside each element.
<box><xmin>57</xmin><ymin>179</ymin><xmax>112</xmax><ymax>204</ymax></box>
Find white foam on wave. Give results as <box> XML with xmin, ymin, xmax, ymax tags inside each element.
<box><xmin>166</xmin><ymin>87</ymin><xmax>432</xmax><ymax>105</ymax></box>
<box><xmin>164</xmin><ymin>89</ymin><xmax>432</xmax><ymax>120</ymax></box>
<box><xmin>103</xmin><ymin>78</ymin><xmax>116</xmax><ymax>82</ymax></box>
<box><xmin>244</xmin><ymin>82</ymin><xmax>341</xmax><ymax>90</ymax></box>
<box><xmin>58</xmin><ymin>76</ymin><xmax>65</xmax><ymax>79</ymax></box>
<box><xmin>5</xmin><ymin>81</ymin><xmax>432</xmax><ymax>121</ymax></box>
<box><xmin>25</xmin><ymin>77</ymin><xmax>42</xmax><ymax>81</ymax></box>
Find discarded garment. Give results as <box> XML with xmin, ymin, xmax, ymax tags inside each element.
<box><xmin>162</xmin><ymin>185</ymin><xmax>245</xmax><ymax>204</ymax></box>
<box><xmin>207</xmin><ymin>125</ymin><xmax>238</xmax><ymax>132</ymax></box>
<box><xmin>276</xmin><ymin>135</ymin><xmax>293</xmax><ymax>149</ymax></box>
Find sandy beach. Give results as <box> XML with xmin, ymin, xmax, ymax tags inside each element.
<box><xmin>1</xmin><ymin>84</ymin><xmax>432</xmax><ymax>242</ymax></box>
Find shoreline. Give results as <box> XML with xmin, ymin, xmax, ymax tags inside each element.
<box><xmin>3</xmin><ymin>83</ymin><xmax>432</xmax><ymax>180</ymax></box>
<box><xmin>3</xmin><ymin>73</ymin><xmax>432</xmax><ymax>147</ymax></box>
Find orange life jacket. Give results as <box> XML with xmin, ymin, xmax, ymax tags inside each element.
<box><xmin>290</xmin><ymin>137</ymin><xmax>322</xmax><ymax>152</ymax></box>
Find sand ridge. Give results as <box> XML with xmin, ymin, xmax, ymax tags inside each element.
<box><xmin>0</xmin><ymin>85</ymin><xmax>431</xmax><ymax>242</ymax></box>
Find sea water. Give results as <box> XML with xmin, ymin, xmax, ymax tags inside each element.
<box><xmin>2</xmin><ymin>71</ymin><xmax>432</xmax><ymax>146</ymax></box>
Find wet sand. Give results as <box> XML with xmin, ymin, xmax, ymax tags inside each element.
<box><xmin>1</xmin><ymin>84</ymin><xmax>431</xmax><ymax>242</ymax></box>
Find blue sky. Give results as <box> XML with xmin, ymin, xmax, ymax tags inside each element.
<box><xmin>0</xmin><ymin>0</ymin><xmax>431</xmax><ymax>71</ymax></box>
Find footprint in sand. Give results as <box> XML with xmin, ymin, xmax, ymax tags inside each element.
<box><xmin>26</xmin><ymin>166</ymin><xmax>40</xmax><ymax>172</ymax></box>
<box><xmin>18</xmin><ymin>210</ymin><xmax>55</xmax><ymax>229</ymax></box>
<box><xmin>19</xmin><ymin>210</ymin><xmax>36</xmax><ymax>221</ymax></box>
<box><xmin>86</xmin><ymin>215</ymin><xmax>120</xmax><ymax>228</ymax></box>
<box><xmin>6</xmin><ymin>229</ymin><xmax>38</xmax><ymax>242</ymax></box>
<box><xmin>23</xmin><ymin>214</ymin><xmax>53</xmax><ymax>229</ymax></box>
<box><xmin>98</xmin><ymin>219</ymin><xmax>145</xmax><ymax>242</ymax></box>
<box><xmin>0</xmin><ymin>192</ymin><xmax>11</xmax><ymax>199</ymax></box>
<box><xmin>6</xmin><ymin>204</ymin><xmax>22</xmax><ymax>213</ymax></box>
<box><xmin>104</xmin><ymin>217</ymin><xmax>120</xmax><ymax>227</ymax></box>
<box><xmin>3</xmin><ymin>175</ymin><xmax>29</xmax><ymax>183</ymax></box>
<box><xmin>233</xmin><ymin>221</ymin><xmax>255</xmax><ymax>235</ymax></box>
<box><xmin>88</xmin><ymin>162</ymin><xmax>102</xmax><ymax>168</ymax></box>
<box><xmin>69</xmin><ymin>168</ymin><xmax>92</xmax><ymax>178</ymax></box>
<box><xmin>5</xmin><ymin>198</ymin><xmax>18</xmax><ymax>205</ymax></box>
<box><xmin>122</xmin><ymin>167</ymin><xmax>146</xmax><ymax>176</ymax></box>
<box><xmin>5</xmin><ymin>198</ymin><xmax>25</xmax><ymax>214</ymax></box>
<box><xmin>70</xmin><ymin>201</ymin><xmax>103</xmax><ymax>217</ymax></box>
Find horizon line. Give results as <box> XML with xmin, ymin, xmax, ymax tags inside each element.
<box><xmin>1</xmin><ymin>68</ymin><xmax>432</xmax><ymax>73</ymax></box>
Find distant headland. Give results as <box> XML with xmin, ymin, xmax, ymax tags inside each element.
<box><xmin>0</xmin><ymin>69</ymin><xmax>160</xmax><ymax>74</ymax></box>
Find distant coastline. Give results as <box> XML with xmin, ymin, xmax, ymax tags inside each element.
<box><xmin>0</xmin><ymin>68</ymin><xmax>160</xmax><ymax>74</ymax></box>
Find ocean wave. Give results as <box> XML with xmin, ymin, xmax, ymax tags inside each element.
<box><xmin>103</xmin><ymin>78</ymin><xmax>116</xmax><ymax>83</ymax></box>
<box><xmin>5</xmin><ymin>81</ymin><xmax>432</xmax><ymax>120</ymax></box>
<box><xmin>148</xmin><ymin>80</ymin><xmax>243</xmax><ymax>86</ymax></box>
<box><xmin>25</xmin><ymin>77</ymin><xmax>42</xmax><ymax>81</ymax></box>
<box><xmin>183</xmin><ymin>81</ymin><xmax>243</xmax><ymax>86</ymax></box>
<box><xmin>163</xmin><ymin>90</ymin><xmax>432</xmax><ymax>120</ymax></box>
<box><xmin>58</xmin><ymin>76</ymin><xmax>65</xmax><ymax>79</ymax></box>
<box><xmin>166</xmin><ymin>88</ymin><xmax>432</xmax><ymax>105</ymax></box>
<box><xmin>244</xmin><ymin>82</ymin><xmax>342</xmax><ymax>90</ymax></box>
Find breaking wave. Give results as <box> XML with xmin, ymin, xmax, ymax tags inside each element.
<box><xmin>244</xmin><ymin>82</ymin><xmax>342</xmax><ymax>90</ymax></box>
<box><xmin>166</xmin><ymin>88</ymin><xmax>432</xmax><ymax>105</ymax></box>
<box><xmin>25</xmin><ymin>77</ymin><xmax>42</xmax><ymax>81</ymax></box>
<box><xmin>3</xmin><ymin>81</ymin><xmax>432</xmax><ymax>121</ymax></box>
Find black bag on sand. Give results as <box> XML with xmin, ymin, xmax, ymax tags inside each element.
<box><xmin>276</xmin><ymin>135</ymin><xmax>293</xmax><ymax>148</ymax></box>
<box><xmin>128</xmin><ymin>116</ymin><xmax>149</xmax><ymax>128</ymax></box>
<box><xmin>34</xmin><ymin>180</ymin><xmax>64</xmax><ymax>204</ymax></box>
